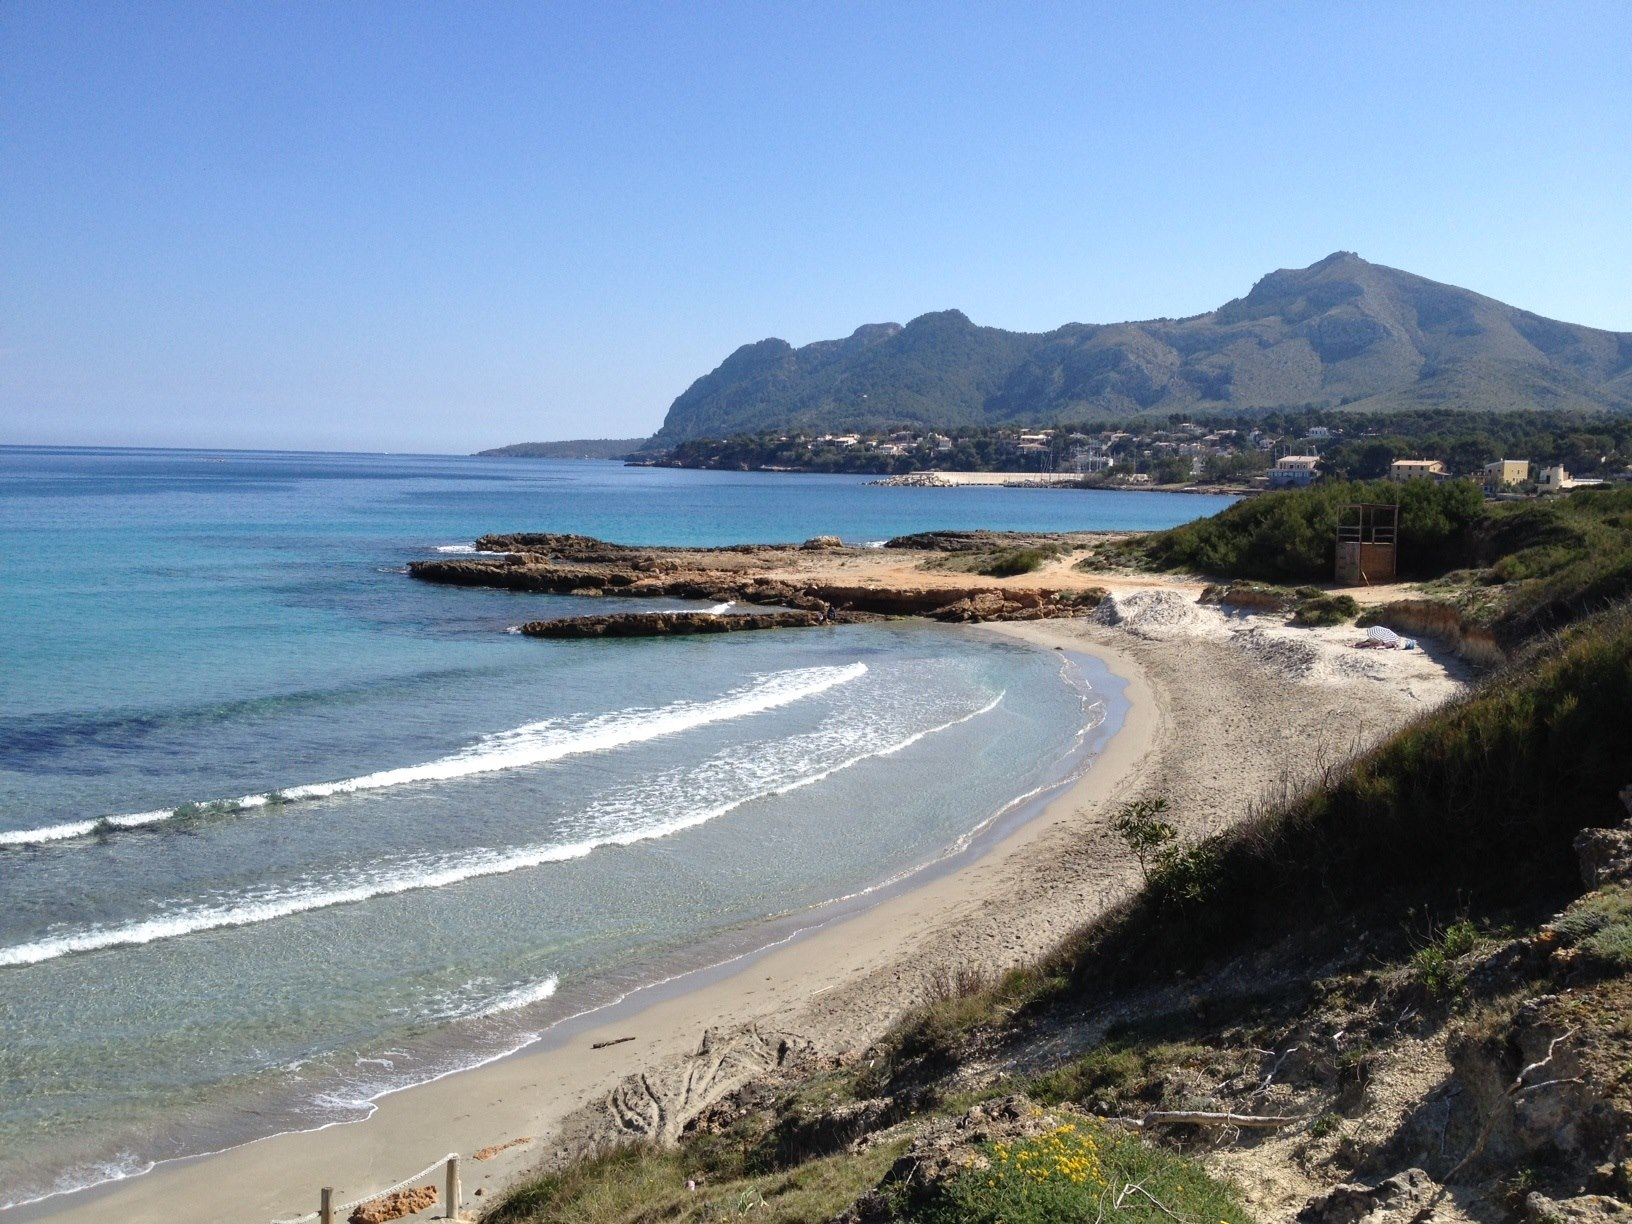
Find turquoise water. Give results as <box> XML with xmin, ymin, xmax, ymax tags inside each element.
<box><xmin>0</xmin><ymin>448</ymin><xmax>1231</xmax><ymax>1210</ymax></box>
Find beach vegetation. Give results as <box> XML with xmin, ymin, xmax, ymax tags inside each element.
<box><xmin>865</xmin><ymin>592</ymin><xmax>1632</xmax><ymax>1085</ymax></box>
<box><xmin>1551</xmin><ymin>885</ymin><xmax>1632</xmax><ymax>971</ymax></box>
<box><xmin>1476</xmin><ymin>487</ymin><xmax>1632</xmax><ymax>640</ymax></box>
<box><xmin>1109</xmin><ymin>798</ymin><xmax>1176</xmax><ymax>883</ymax></box>
<box><xmin>1130</xmin><ymin>478</ymin><xmax>1487</xmax><ymax>582</ymax></box>
<box><xmin>1109</xmin><ymin>797</ymin><xmax>1222</xmax><ymax>907</ymax></box>
<box><xmin>481</xmin><ymin>1133</ymin><xmax>910</xmax><ymax>1223</ymax></box>
<box><xmin>1025</xmin><ymin>1041</ymin><xmax>1209</xmax><ymax>1115</ymax></box>
<box><xmin>1122</xmin><ymin>483</ymin><xmax>1632</xmax><ymax>645</ymax></box>
<box><xmin>927</xmin><ymin>542</ymin><xmax>1066</xmax><ymax>577</ymax></box>
<box><xmin>922</xmin><ymin>962</ymin><xmax>993</xmax><ymax>1004</ymax></box>
<box><xmin>901</xmin><ymin>1118</ymin><xmax>1252</xmax><ymax>1224</ymax></box>
<box><xmin>1309</xmin><ymin>1112</ymin><xmax>1343</xmax><ymax>1139</ymax></box>
<box><xmin>1053</xmin><ymin>585</ymin><xmax>1108</xmax><ymax>609</ymax></box>
<box><xmin>1290</xmin><ymin>593</ymin><xmax>1359</xmax><ymax>626</ymax></box>
<box><xmin>855</xmin><ymin>966</ymin><xmax>1055</xmax><ymax>1099</ymax></box>
<box><xmin>1407</xmin><ymin>917</ymin><xmax>1482</xmax><ymax>998</ymax></box>
<box><xmin>977</xmin><ymin>546</ymin><xmax>1055</xmax><ymax>577</ymax></box>
<box><xmin>1148</xmin><ymin>839</ymin><xmax>1224</xmax><ymax>909</ymax></box>
<box><xmin>1197</xmin><ymin>580</ymin><xmax>1299</xmax><ymax>612</ymax></box>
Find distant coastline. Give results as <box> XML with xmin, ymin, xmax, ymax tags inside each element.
<box><xmin>476</xmin><ymin>437</ymin><xmax>648</xmax><ymax>460</ymax></box>
<box><xmin>864</xmin><ymin>470</ymin><xmax>1253</xmax><ymax>495</ymax></box>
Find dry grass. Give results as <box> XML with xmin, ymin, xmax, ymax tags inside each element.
<box><xmin>482</xmin><ymin>1135</ymin><xmax>910</xmax><ymax>1223</ymax></box>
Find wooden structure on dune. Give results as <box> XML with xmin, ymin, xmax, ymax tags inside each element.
<box><xmin>1336</xmin><ymin>502</ymin><xmax>1398</xmax><ymax>585</ymax></box>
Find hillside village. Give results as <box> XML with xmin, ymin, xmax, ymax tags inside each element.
<box><xmin>641</xmin><ymin>412</ymin><xmax>1632</xmax><ymax>496</ymax></box>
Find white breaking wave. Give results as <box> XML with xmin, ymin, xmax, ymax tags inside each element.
<box><xmin>0</xmin><ymin>664</ymin><xmax>868</xmax><ymax>849</ymax></box>
<box><xmin>705</xmin><ymin>601</ymin><xmax>735</xmax><ymax>614</ymax></box>
<box><xmin>0</xmin><ymin>684</ymin><xmax>997</xmax><ymax>968</ymax></box>
<box><xmin>414</xmin><ymin>974</ymin><xmax>564</xmax><ymax>1025</ymax></box>
<box><xmin>434</xmin><ymin>543</ymin><xmax>478</xmax><ymax>553</ymax></box>
<box><xmin>475</xmin><ymin>976</ymin><xmax>560</xmax><ymax>1017</ymax></box>
<box><xmin>0</xmin><ymin>1152</ymin><xmax>158</xmax><ymax>1214</ymax></box>
<box><xmin>0</xmin><ymin>807</ymin><xmax>179</xmax><ymax>847</ymax></box>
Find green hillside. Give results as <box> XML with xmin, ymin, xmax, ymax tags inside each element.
<box><xmin>651</xmin><ymin>253</ymin><xmax>1632</xmax><ymax>445</ymax></box>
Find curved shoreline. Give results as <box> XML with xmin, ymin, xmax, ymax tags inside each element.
<box><xmin>11</xmin><ymin>637</ymin><xmax>1145</xmax><ymax>1224</ymax></box>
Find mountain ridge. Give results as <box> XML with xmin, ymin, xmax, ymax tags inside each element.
<box><xmin>650</xmin><ymin>253</ymin><xmax>1632</xmax><ymax>445</ymax></box>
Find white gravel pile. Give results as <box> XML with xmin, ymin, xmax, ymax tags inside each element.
<box><xmin>1093</xmin><ymin>589</ymin><xmax>1203</xmax><ymax>639</ymax></box>
<box><xmin>1229</xmin><ymin>627</ymin><xmax>1322</xmax><ymax>679</ymax></box>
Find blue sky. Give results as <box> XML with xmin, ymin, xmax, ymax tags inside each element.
<box><xmin>3</xmin><ymin>1</ymin><xmax>1629</xmax><ymax>452</ymax></box>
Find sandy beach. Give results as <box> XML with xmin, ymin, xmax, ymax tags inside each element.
<box><xmin>19</xmin><ymin>579</ymin><xmax>1466</xmax><ymax>1224</ymax></box>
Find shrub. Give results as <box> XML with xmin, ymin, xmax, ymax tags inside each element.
<box><xmin>1482</xmin><ymin>488</ymin><xmax>1632</xmax><ymax>641</ymax></box>
<box><xmin>1150</xmin><ymin>842</ymin><xmax>1223</xmax><ymax>907</ymax></box>
<box><xmin>1053</xmin><ymin>586</ymin><xmax>1108</xmax><ymax>609</ymax></box>
<box><xmin>1139</xmin><ymin>479</ymin><xmax>1486</xmax><ymax>582</ymax></box>
<box><xmin>912</xmin><ymin>1119</ymin><xmax>1252</xmax><ymax>1224</ymax></box>
<box><xmin>1552</xmin><ymin>886</ymin><xmax>1632</xmax><ymax>971</ymax></box>
<box><xmin>1409</xmin><ymin>919</ymin><xmax>1481</xmax><ymax>997</ymax></box>
<box><xmin>1583</xmin><ymin>922</ymin><xmax>1632</xmax><ymax>970</ymax></box>
<box><xmin>1109</xmin><ymin>798</ymin><xmax>1176</xmax><ymax>883</ymax></box>
<box><xmin>979</xmin><ymin>547</ymin><xmax>1054</xmax><ymax>577</ymax></box>
<box><xmin>1028</xmin><ymin>1047</ymin><xmax>1146</xmax><ymax>1112</ymax></box>
<box><xmin>1119</xmin><ymin>483</ymin><xmax>1632</xmax><ymax>643</ymax></box>
<box><xmin>923</xmin><ymin>963</ymin><xmax>991</xmax><ymax>1005</ymax></box>
<box><xmin>859</xmin><ymin>967</ymin><xmax>1050</xmax><ymax>1096</ymax></box>
<box><xmin>485</xmin><ymin>1134</ymin><xmax>908</xmax><ymax>1223</ymax></box>
<box><xmin>1026</xmin><ymin>1042</ymin><xmax>1206</xmax><ymax>1114</ymax></box>
<box><xmin>1310</xmin><ymin>1112</ymin><xmax>1342</xmax><ymax>1139</ymax></box>
<box><xmin>1291</xmin><ymin>593</ymin><xmax>1360</xmax><ymax>626</ymax></box>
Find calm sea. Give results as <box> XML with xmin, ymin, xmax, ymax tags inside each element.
<box><xmin>0</xmin><ymin>447</ymin><xmax>1233</xmax><ymax>1210</ymax></box>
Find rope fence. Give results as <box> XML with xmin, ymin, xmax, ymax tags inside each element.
<box><xmin>272</xmin><ymin>1151</ymin><xmax>461</xmax><ymax>1224</ymax></box>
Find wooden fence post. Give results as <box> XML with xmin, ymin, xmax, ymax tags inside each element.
<box><xmin>444</xmin><ymin>1155</ymin><xmax>461</xmax><ymax>1220</ymax></box>
<box><xmin>319</xmin><ymin>1186</ymin><xmax>333</xmax><ymax>1224</ymax></box>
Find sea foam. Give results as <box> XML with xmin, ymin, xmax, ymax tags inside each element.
<box><xmin>0</xmin><ymin>680</ymin><xmax>997</xmax><ymax>968</ymax></box>
<box><xmin>0</xmin><ymin>663</ymin><xmax>867</xmax><ymax>849</ymax></box>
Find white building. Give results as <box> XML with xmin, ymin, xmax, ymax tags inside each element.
<box><xmin>1538</xmin><ymin>465</ymin><xmax>1606</xmax><ymax>492</ymax></box>
<box><xmin>1268</xmin><ymin>455</ymin><xmax>1321</xmax><ymax>488</ymax></box>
